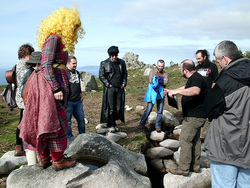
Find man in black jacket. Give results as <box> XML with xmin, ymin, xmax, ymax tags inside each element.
<box><xmin>99</xmin><ymin>46</ymin><xmax>127</xmax><ymax>133</ymax></box>
<box><xmin>66</xmin><ymin>56</ymin><xmax>86</xmax><ymax>138</ymax></box>
<box><xmin>195</xmin><ymin>49</ymin><xmax>218</xmax><ymax>142</ymax></box>
<box><xmin>204</xmin><ymin>40</ymin><xmax>250</xmax><ymax>187</ymax></box>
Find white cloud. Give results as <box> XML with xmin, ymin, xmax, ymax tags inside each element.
<box><xmin>113</xmin><ymin>0</ymin><xmax>250</xmax><ymax>40</ymax></box>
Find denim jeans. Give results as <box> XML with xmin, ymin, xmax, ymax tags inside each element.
<box><xmin>66</xmin><ymin>100</ymin><xmax>86</xmax><ymax>138</ymax></box>
<box><xmin>211</xmin><ymin>161</ymin><xmax>250</xmax><ymax>188</ymax></box>
<box><xmin>139</xmin><ymin>98</ymin><xmax>164</xmax><ymax>129</ymax></box>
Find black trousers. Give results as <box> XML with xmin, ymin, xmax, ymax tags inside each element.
<box><xmin>107</xmin><ymin>87</ymin><xmax>123</xmax><ymax>127</ymax></box>
<box><xmin>16</xmin><ymin>109</ymin><xmax>23</xmax><ymax>145</ymax></box>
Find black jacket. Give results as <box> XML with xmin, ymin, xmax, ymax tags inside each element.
<box><xmin>99</xmin><ymin>58</ymin><xmax>127</xmax><ymax>123</ymax></box>
<box><xmin>204</xmin><ymin>57</ymin><xmax>250</xmax><ymax>169</ymax></box>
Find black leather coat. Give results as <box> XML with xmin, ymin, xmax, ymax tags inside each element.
<box><xmin>99</xmin><ymin>58</ymin><xmax>127</xmax><ymax>124</ymax></box>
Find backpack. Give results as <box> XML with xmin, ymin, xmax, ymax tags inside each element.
<box><xmin>1</xmin><ymin>83</ymin><xmax>17</xmax><ymax>111</ymax></box>
<box><xmin>5</xmin><ymin>65</ymin><xmax>17</xmax><ymax>84</ymax></box>
<box><xmin>1</xmin><ymin>65</ymin><xmax>17</xmax><ymax>111</ymax></box>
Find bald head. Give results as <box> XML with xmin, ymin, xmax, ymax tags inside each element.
<box><xmin>181</xmin><ymin>59</ymin><xmax>195</xmax><ymax>71</ymax></box>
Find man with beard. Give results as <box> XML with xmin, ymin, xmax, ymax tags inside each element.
<box><xmin>166</xmin><ymin>59</ymin><xmax>207</xmax><ymax>176</ymax></box>
<box><xmin>99</xmin><ymin>46</ymin><xmax>127</xmax><ymax>133</ymax></box>
<box><xmin>195</xmin><ymin>49</ymin><xmax>218</xmax><ymax>142</ymax></box>
<box><xmin>66</xmin><ymin>56</ymin><xmax>86</xmax><ymax>138</ymax></box>
<box><xmin>195</xmin><ymin>49</ymin><xmax>218</xmax><ymax>89</ymax></box>
<box><xmin>138</xmin><ymin>59</ymin><xmax>168</xmax><ymax>132</ymax></box>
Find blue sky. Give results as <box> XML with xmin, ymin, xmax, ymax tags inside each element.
<box><xmin>1</xmin><ymin>0</ymin><xmax>250</xmax><ymax>69</ymax></box>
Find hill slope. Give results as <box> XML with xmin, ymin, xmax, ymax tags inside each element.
<box><xmin>0</xmin><ymin>65</ymin><xmax>186</xmax><ymax>156</ymax></box>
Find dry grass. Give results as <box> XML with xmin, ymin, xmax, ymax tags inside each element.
<box><xmin>0</xmin><ymin>66</ymin><xmax>186</xmax><ymax>187</ymax></box>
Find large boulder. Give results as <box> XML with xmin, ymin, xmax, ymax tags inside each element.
<box><xmin>79</xmin><ymin>71</ymin><xmax>98</xmax><ymax>92</ymax></box>
<box><xmin>0</xmin><ymin>151</ymin><xmax>27</xmax><ymax>175</ymax></box>
<box><xmin>163</xmin><ymin>168</ymin><xmax>211</xmax><ymax>188</ymax></box>
<box><xmin>7</xmin><ymin>133</ymin><xmax>151</xmax><ymax>188</ymax></box>
<box><xmin>123</xmin><ymin>52</ymin><xmax>145</xmax><ymax>70</ymax></box>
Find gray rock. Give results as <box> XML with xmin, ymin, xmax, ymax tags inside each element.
<box><xmin>150</xmin><ymin>131</ymin><xmax>165</xmax><ymax>141</ymax></box>
<box><xmin>162</xmin><ymin>110</ymin><xmax>179</xmax><ymax>127</ymax></box>
<box><xmin>163</xmin><ymin>168</ymin><xmax>211</xmax><ymax>188</ymax></box>
<box><xmin>79</xmin><ymin>71</ymin><xmax>98</xmax><ymax>92</ymax></box>
<box><xmin>150</xmin><ymin>159</ymin><xmax>177</xmax><ymax>173</ymax></box>
<box><xmin>136</xmin><ymin>105</ymin><xmax>145</xmax><ymax>111</ymax></box>
<box><xmin>0</xmin><ymin>151</ymin><xmax>27</xmax><ymax>175</ymax></box>
<box><xmin>136</xmin><ymin>105</ymin><xmax>145</xmax><ymax>116</ymax></box>
<box><xmin>96</xmin><ymin>128</ymin><xmax>108</xmax><ymax>134</ymax></box>
<box><xmin>159</xmin><ymin>139</ymin><xmax>180</xmax><ymax>151</ymax></box>
<box><xmin>7</xmin><ymin>133</ymin><xmax>151</xmax><ymax>188</ymax></box>
<box><xmin>173</xmin><ymin>128</ymin><xmax>181</xmax><ymax>140</ymax></box>
<box><xmin>123</xmin><ymin>52</ymin><xmax>145</xmax><ymax>70</ymax></box>
<box><xmin>143</xmin><ymin>68</ymin><xmax>152</xmax><ymax>76</ymax></box>
<box><xmin>124</xmin><ymin>105</ymin><xmax>133</xmax><ymax>111</ymax></box>
<box><xmin>173</xmin><ymin>148</ymin><xmax>181</xmax><ymax>165</ymax></box>
<box><xmin>106</xmin><ymin>131</ymin><xmax>127</xmax><ymax>143</ymax></box>
<box><xmin>147</xmin><ymin>112</ymin><xmax>157</xmax><ymax>125</ymax></box>
<box><xmin>163</xmin><ymin>159</ymin><xmax>178</xmax><ymax>173</ymax></box>
<box><xmin>200</xmin><ymin>156</ymin><xmax>211</xmax><ymax>168</ymax></box>
<box><xmin>150</xmin><ymin>159</ymin><xmax>165</xmax><ymax>173</ymax></box>
<box><xmin>95</xmin><ymin>123</ymin><xmax>106</xmax><ymax>130</ymax></box>
<box><xmin>147</xmin><ymin>111</ymin><xmax>179</xmax><ymax>128</ymax></box>
<box><xmin>146</xmin><ymin>147</ymin><xmax>174</xmax><ymax>159</ymax></box>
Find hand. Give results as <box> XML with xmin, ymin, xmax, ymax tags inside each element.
<box><xmin>54</xmin><ymin>91</ymin><xmax>63</xmax><ymax>101</ymax></box>
<box><xmin>167</xmin><ymin>89</ymin><xmax>178</xmax><ymax>99</ymax></box>
<box><xmin>121</xmin><ymin>84</ymin><xmax>125</xmax><ymax>89</ymax></box>
<box><xmin>109</xmin><ymin>84</ymin><xmax>112</xmax><ymax>88</ymax></box>
<box><xmin>164</xmin><ymin>89</ymin><xmax>168</xmax><ymax>96</ymax></box>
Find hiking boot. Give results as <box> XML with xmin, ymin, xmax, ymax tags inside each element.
<box><xmin>14</xmin><ymin>145</ymin><xmax>26</xmax><ymax>156</ymax></box>
<box><xmin>108</xmin><ymin>127</ymin><xmax>116</xmax><ymax>133</ymax></box>
<box><xmin>156</xmin><ymin>127</ymin><xmax>161</xmax><ymax>133</ymax></box>
<box><xmin>52</xmin><ymin>155</ymin><xmax>76</xmax><ymax>171</ymax></box>
<box><xmin>192</xmin><ymin>166</ymin><xmax>201</xmax><ymax>173</ymax></box>
<box><xmin>169</xmin><ymin>168</ymin><xmax>189</xmax><ymax>176</ymax></box>
<box><xmin>39</xmin><ymin>156</ymin><xmax>52</xmax><ymax>169</ymax></box>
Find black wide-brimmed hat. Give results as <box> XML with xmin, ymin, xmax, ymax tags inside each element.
<box><xmin>27</xmin><ymin>51</ymin><xmax>42</xmax><ymax>64</ymax></box>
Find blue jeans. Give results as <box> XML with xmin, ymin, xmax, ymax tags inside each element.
<box><xmin>66</xmin><ymin>100</ymin><xmax>86</xmax><ymax>138</ymax></box>
<box><xmin>139</xmin><ymin>98</ymin><xmax>164</xmax><ymax>129</ymax></box>
<box><xmin>211</xmin><ymin>161</ymin><xmax>250</xmax><ymax>188</ymax></box>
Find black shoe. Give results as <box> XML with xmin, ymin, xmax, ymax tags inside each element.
<box><xmin>156</xmin><ymin>127</ymin><xmax>161</xmax><ymax>133</ymax></box>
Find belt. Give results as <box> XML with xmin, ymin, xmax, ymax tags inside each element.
<box><xmin>53</xmin><ymin>64</ymin><xmax>66</xmax><ymax>70</ymax></box>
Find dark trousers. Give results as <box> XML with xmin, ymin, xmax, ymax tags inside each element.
<box><xmin>16</xmin><ymin>109</ymin><xmax>23</xmax><ymax>145</ymax></box>
<box><xmin>107</xmin><ymin>87</ymin><xmax>123</xmax><ymax>127</ymax></box>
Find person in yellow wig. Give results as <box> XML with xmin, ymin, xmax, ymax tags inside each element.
<box><xmin>20</xmin><ymin>7</ymin><xmax>85</xmax><ymax>171</ymax></box>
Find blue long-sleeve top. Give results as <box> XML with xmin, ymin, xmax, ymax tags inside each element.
<box><xmin>144</xmin><ymin>75</ymin><xmax>164</xmax><ymax>104</ymax></box>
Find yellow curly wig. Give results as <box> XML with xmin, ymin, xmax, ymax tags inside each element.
<box><xmin>37</xmin><ymin>7</ymin><xmax>85</xmax><ymax>55</ymax></box>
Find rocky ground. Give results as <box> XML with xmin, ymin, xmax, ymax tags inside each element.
<box><xmin>0</xmin><ymin>65</ymin><xmax>186</xmax><ymax>188</ymax></box>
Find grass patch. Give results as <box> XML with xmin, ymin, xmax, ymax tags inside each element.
<box><xmin>0</xmin><ymin>65</ymin><xmax>186</xmax><ymax>156</ymax></box>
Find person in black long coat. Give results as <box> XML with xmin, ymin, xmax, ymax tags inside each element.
<box><xmin>99</xmin><ymin>46</ymin><xmax>127</xmax><ymax>133</ymax></box>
